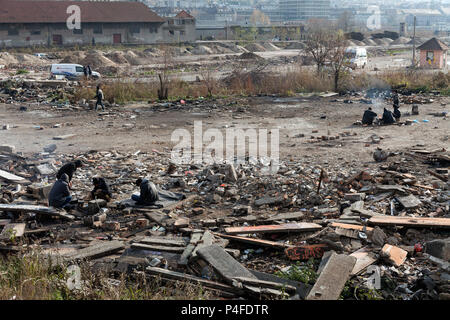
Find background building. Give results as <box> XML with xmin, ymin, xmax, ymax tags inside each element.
<box><xmin>280</xmin><ymin>0</ymin><xmax>330</xmax><ymax>22</ymax></box>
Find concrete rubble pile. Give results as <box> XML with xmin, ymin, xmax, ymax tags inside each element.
<box><xmin>0</xmin><ymin>144</ymin><xmax>449</xmax><ymax>300</ymax></box>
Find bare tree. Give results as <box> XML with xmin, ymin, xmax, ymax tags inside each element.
<box><xmin>304</xmin><ymin>24</ymin><xmax>333</xmax><ymax>74</ymax></box>
<box><xmin>200</xmin><ymin>68</ymin><xmax>218</xmax><ymax>98</ymax></box>
<box><xmin>158</xmin><ymin>46</ymin><xmax>173</xmax><ymax>100</ymax></box>
<box><xmin>250</xmin><ymin>9</ymin><xmax>271</xmax><ymax>26</ymax></box>
<box><xmin>327</xmin><ymin>32</ymin><xmax>349</xmax><ymax>92</ymax></box>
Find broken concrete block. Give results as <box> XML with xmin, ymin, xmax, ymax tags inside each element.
<box><xmin>306</xmin><ymin>253</ymin><xmax>356</xmax><ymax>300</ymax></box>
<box><xmin>232</xmin><ymin>205</ymin><xmax>252</xmax><ymax>216</ymax></box>
<box><xmin>226</xmin><ymin>164</ymin><xmax>238</xmax><ymax>182</ymax></box>
<box><xmin>88</xmin><ymin>199</ymin><xmax>107</xmax><ymax>215</ymax></box>
<box><xmin>135</xmin><ymin>218</ymin><xmax>149</xmax><ymax>228</ymax></box>
<box><xmin>397</xmin><ymin>194</ymin><xmax>422</xmax><ymax>209</ymax></box>
<box><xmin>425</xmin><ymin>238</ymin><xmax>450</xmax><ymax>261</ymax></box>
<box><xmin>174</xmin><ymin>217</ymin><xmax>190</xmax><ymax>228</ymax></box>
<box><xmin>0</xmin><ymin>145</ymin><xmax>15</xmax><ymax>154</ymax></box>
<box><xmin>36</xmin><ymin>163</ymin><xmax>55</xmax><ymax>175</ymax></box>
<box><xmin>103</xmin><ymin>221</ymin><xmax>120</xmax><ymax>231</ymax></box>
<box><xmin>43</xmin><ymin>144</ymin><xmax>57</xmax><ymax>153</ymax></box>
<box><xmin>381</xmin><ymin>244</ymin><xmax>407</xmax><ymax>266</ymax></box>
<box><xmin>370</xmin><ymin>226</ymin><xmax>387</xmax><ymax>247</ymax></box>
<box><xmin>344</xmin><ymin>193</ymin><xmax>365</xmax><ymax>202</ymax></box>
<box><xmin>192</xmin><ymin>207</ymin><xmax>204</xmax><ymax>215</ymax></box>
<box><xmin>254</xmin><ymin>196</ymin><xmax>284</xmax><ymax>207</ymax></box>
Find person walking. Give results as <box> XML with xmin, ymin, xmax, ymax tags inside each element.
<box><xmin>95</xmin><ymin>84</ymin><xmax>105</xmax><ymax>111</ymax></box>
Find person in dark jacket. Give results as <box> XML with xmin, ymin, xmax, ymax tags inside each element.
<box><xmin>393</xmin><ymin>105</ymin><xmax>401</xmax><ymax>122</ymax></box>
<box><xmin>381</xmin><ymin>108</ymin><xmax>395</xmax><ymax>125</ymax></box>
<box><xmin>90</xmin><ymin>177</ymin><xmax>112</xmax><ymax>201</ymax></box>
<box><xmin>83</xmin><ymin>66</ymin><xmax>88</xmax><ymax>78</ymax></box>
<box><xmin>132</xmin><ymin>178</ymin><xmax>159</xmax><ymax>205</ymax></box>
<box><xmin>48</xmin><ymin>173</ymin><xmax>72</xmax><ymax>208</ymax></box>
<box><xmin>392</xmin><ymin>92</ymin><xmax>399</xmax><ymax>108</ymax></box>
<box><xmin>87</xmin><ymin>65</ymin><xmax>92</xmax><ymax>77</ymax></box>
<box><xmin>95</xmin><ymin>84</ymin><xmax>105</xmax><ymax>111</ymax></box>
<box><xmin>56</xmin><ymin>159</ymin><xmax>83</xmax><ymax>182</ymax></box>
<box><xmin>362</xmin><ymin>107</ymin><xmax>378</xmax><ymax>125</ymax></box>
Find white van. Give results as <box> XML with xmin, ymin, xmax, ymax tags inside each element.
<box><xmin>345</xmin><ymin>47</ymin><xmax>368</xmax><ymax>69</ymax></box>
<box><xmin>50</xmin><ymin>64</ymin><xmax>100</xmax><ymax>80</ymax></box>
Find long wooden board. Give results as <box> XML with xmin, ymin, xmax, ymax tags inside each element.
<box><xmin>131</xmin><ymin>243</ymin><xmax>185</xmax><ymax>253</ymax></box>
<box><xmin>62</xmin><ymin>240</ymin><xmax>125</xmax><ymax>261</ymax></box>
<box><xmin>0</xmin><ymin>169</ymin><xmax>26</xmax><ymax>183</ymax></box>
<box><xmin>214</xmin><ymin>233</ymin><xmax>289</xmax><ymax>248</ymax></box>
<box><xmin>225</xmin><ymin>222</ymin><xmax>322</xmax><ymax>235</ymax></box>
<box><xmin>145</xmin><ymin>266</ymin><xmax>240</xmax><ymax>294</ymax></box>
<box><xmin>330</xmin><ymin>222</ymin><xmax>374</xmax><ymax>232</ymax></box>
<box><xmin>369</xmin><ymin>216</ymin><xmax>450</xmax><ymax>228</ymax></box>
<box><xmin>138</xmin><ymin>237</ymin><xmax>189</xmax><ymax>247</ymax></box>
<box><xmin>0</xmin><ymin>204</ymin><xmax>75</xmax><ymax>220</ymax></box>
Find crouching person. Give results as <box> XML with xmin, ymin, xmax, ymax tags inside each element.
<box><xmin>89</xmin><ymin>177</ymin><xmax>112</xmax><ymax>201</ymax></box>
<box><xmin>132</xmin><ymin>177</ymin><xmax>159</xmax><ymax>205</ymax></box>
<box><xmin>48</xmin><ymin>173</ymin><xmax>72</xmax><ymax>209</ymax></box>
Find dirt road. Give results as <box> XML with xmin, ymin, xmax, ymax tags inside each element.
<box><xmin>1</xmin><ymin>95</ymin><xmax>448</xmax><ymax>166</ymax></box>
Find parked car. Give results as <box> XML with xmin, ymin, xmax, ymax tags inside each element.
<box><xmin>344</xmin><ymin>47</ymin><xmax>368</xmax><ymax>69</ymax></box>
<box><xmin>50</xmin><ymin>64</ymin><xmax>100</xmax><ymax>80</ymax></box>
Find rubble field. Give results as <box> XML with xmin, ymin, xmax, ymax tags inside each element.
<box><xmin>0</xmin><ymin>80</ymin><xmax>449</xmax><ymax>300</ymax></box>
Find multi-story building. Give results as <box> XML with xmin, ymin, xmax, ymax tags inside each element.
<box><xmin>279</xmin><ymin>0</ymin><xmax>331</xmax><ymax>22</ymax></box>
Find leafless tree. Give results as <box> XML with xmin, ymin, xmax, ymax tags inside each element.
<box><xmin>327</xmin><ymin>32</ymin><xmax>349</xmax><ymax>92</ymax></box>
<box><xmin>304</xmin><ymin>23</ymin><xmax>333</xmax><ymax>74</ymax></box>
<box><xmin>158</xmin><ymin>46</ymin><xmax>172</xmax><ymax>100</ymax></box>
<box><xmin>200</xmin><ymin>68</ymin><xmax>218</xmax><ymax>98</ymax></box>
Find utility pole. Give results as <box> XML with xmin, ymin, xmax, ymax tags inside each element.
<box><xmin>412</xmin><ymin>16</ymin><xmax>416</xmax><ymax>67</ymax></box>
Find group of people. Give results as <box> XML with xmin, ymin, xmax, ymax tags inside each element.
<box><xmin>362</xmin><ymin>92</ymin><xmax>401</xmax><ymax>126</ymax></box>
<box><xmin>83</xmin><ymin>65</ymin><xmax>92</xmax><ymax>78</ymax></box>
<box><xmin>48</xmin><ymin>160</ymin><xmax>159</xmax><ymax>210</ymax></box>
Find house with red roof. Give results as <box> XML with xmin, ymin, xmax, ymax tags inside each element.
<box><xmin>164</xmin><ymin>10</ymin><xmax>196</xmax><ymax>43</ymax></box>
<box><xmin>417</xmin><ymin>38</ymin><xmax>448</xmax><ymax>69</ymax></box>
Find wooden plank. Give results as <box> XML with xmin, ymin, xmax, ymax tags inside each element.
<box><xmin>0</xmin><ymin>223</ymin><xmax>26</xmax><ymax>240</ymax></box>
<box><xmin>62</xmin><ymin>240</ymin><xmax>124</xmax><ymax>261</ymax></box>
<box><xmin>142</xmin><ymin>211</ymin><xmax>169</xmax><ymax>226</ymax></box>
<box><xmin>369</xmin><ymin>216</ymin><xmax>450</xmax><ymax>228</ymax></box>
<box><xmin>197</xmin><ymin>244</ymin><xmax>257</xmax><ymax>283</ymax></box>
<box><xmin>234</xmin><ymin>277</ymin><xmax>297</xmax><ymax>292</ymax></box>
<box><xmin>145</xmin><ymin>266</ymin><xmax>240</xmax><ymax>295</ymax></box>
<box><xmin>131</xmin><ymin>243</ymin><xmax>185</xmax><ymax>253</ymax></box>
<box><xmin>0</xmin><ymin>204</ymin><xmax>75</xmax><ymax>221</ymax></box>
<box><xmin>285</xmin><ymin>244</ymin><xmax>328</xmax><ymax>261</ymax></box>
<box><xmin>0</xmin><ymin>169</ymin><xmax>26</xmax><ymax>183</ymax></box>
<box><xmin>178</xmin><ymin>232</ymin><xmax>203</xmax><ymax>266</ymax></box>
<box><xmin>242</xmin><ymin>285</ymin><xmax>289</xmax><ymax>298</ymax></box>
<box><xmin>213</xmin><ymin>233</ymin><xmax>289</xmax><ymax>248</ymax></box>
<box><xmin>138</xmin><ymin>237</ymin><xmax>189</xmax><ymax>247</ymax></box>
<box><xmin>330</xmin><ymin>222</ymin><xmax>374</xmax><ymax>232</ymax></box>
<box><xmin>306</xmin><ymin>253</ymin><xmax>356</xmax><ymax>300</ymax></box>
<box><xmin>265</xmin><ymin>211</ymin><xmax>305</xmax><ymax>222</ymax></box>
<box><xmin>427</xmin><ymin>169</ymin><xmax>448</xmax><ymax>182</ymax></box>
<box><xmin>350</xmin><ymin>247</ymin><xmax>377</xmax><ymax>275</ymax></box>
<box><xmin>225</xmin><ymin>222</ymin><xmax>321</xmax><ymax>235</ymax></box>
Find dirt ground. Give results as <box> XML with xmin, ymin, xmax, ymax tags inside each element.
<box><xmin>1</xmin><ymin>95</ymin><xmax>448</xmax><ymax>165</ymax></box>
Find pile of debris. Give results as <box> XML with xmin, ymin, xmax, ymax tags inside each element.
<box><xmin>0</xmin><ymin>144</ymin><xmax>449</xmax><ymax>300</ymax></box>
